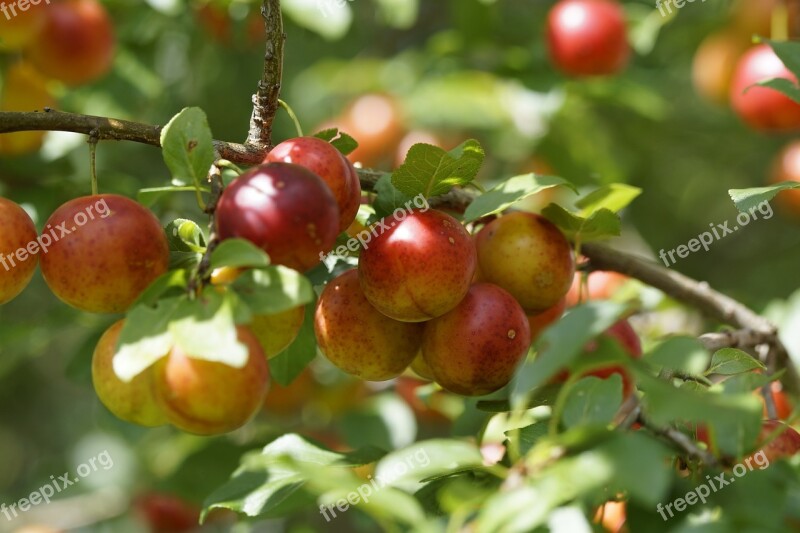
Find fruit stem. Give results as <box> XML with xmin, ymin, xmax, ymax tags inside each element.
<box><xmin>772</xmin><ymin>1</ymin><xmax>789</xmax><ymax>41</ymax></box>
<box><xmin>88</xmin><ymin>134</ymin><xmax>99</xmax><ymax>195</ymax></box>
<box><xmin>216</xmin><ymin>159</ymin><xmax>244</xmax><ymax>175</ymax></box>
<box><xmin>278</xmin><ymin>99</ymin><xmax>304</xmax><ymax>137</ymax></box>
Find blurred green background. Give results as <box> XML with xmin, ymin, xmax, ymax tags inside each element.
<box><xmin>1</xmin><ymin>0</ymin><xmax>799</xmax><ymax>531</ymax></box>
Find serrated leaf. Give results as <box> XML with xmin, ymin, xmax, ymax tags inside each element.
<box><xmin>137</xmin><ymin>186</ymin><xmax>210</xmax><ymax>207</ymax></box>
<box><xmin>575</xmin><ymin>184</ymin><xmax>642</xmax><ymax>216</ymax></box>
<box><xmin>232</xmin><ymin>267</ymin><xmax>313</xmax><ymax>315</ymax></box>
<box><xmin>707</xmin><ymin>348</ymin><xmax>766</xmax><ymax>376</ymax></box>
<box><xmin>372</xmin><ymin>173</ymin><xmax>416</xmax><ymax>218</ymax></box>
<box><xmin>541</xmin><ymin>204</ymin><xmax>621</xmax><ymax>242</ymax></box>
<box><xmin>729</xmin><ymin>184</ymin><xmax>799</xmax><ymax>213</ymax></box>
<box><xmin>160</xmin><ymin>107</ymin><xmax>215</xmax><ymax>193</ymax></box>
<box><xmin>463</xmin><ymin>173</ymin><xmax>577</xmax><ymax>222</ymax></box>
<box><xmin>312</xmin><ymin>128</ymin><xmax>359</xmax><ymax>156</ymax></box>
<box><xmin>210</xmin><ymin>239</ymin><xmax>270</xmax><ymax>270</ymax></box>
<box><xmin>268</xmin><ymin>299</ymin><xmax>317</xmax><ymax>386</ymax></box>
<box><xmin>392</xmin><ymin>139</ymin><xmax>484</xmax><ymax>198</ymax></box>
<box><xmin>757</xmin><ymin>77</ymin><xmax>800</xmax><ymax>104</ymax></box>
<box><xmin>562</xmin><ymin>375</ymin><xmax>623</xmax><ymax>429</ymax></box>
<box><xmin>113</xmin><ymin>297</ymin><xmax>184</xmax><ymax>382</ymax></box>
<box><xmin>169</xmin><ymin>289</ymin><xmax>248</xmax><ymax>368</ymax></box>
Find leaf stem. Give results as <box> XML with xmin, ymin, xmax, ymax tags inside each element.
<box><xmin>278</xmin><ymin>99</ymin><xmax>304</xmax><ymax>137</ymax></box>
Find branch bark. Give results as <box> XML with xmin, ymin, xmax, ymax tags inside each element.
<box><xmin>246</xmin><ymin>0</ymin><xmax>285</xmax><ymax>150</ymax></box>
<box><xmin>0</xmin><ymin>109</ymin><xmax>267</xmax><ymax>165</ymax></box>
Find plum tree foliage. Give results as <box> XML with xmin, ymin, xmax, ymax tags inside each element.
<box><xmin>4</xmin><ymin>1</ymin><xmax>800</xmax><ymax>532</ymax></box>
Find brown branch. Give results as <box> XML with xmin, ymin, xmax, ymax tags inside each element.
<box><xmin>640</xmin><ymin>413</ymin><xmax>719</xmax><ymax>467</ymax></box>
<box><xmin>246</xmin><ymin>0</ymin><xmax>285</xmax><ymax>149</ymax></box>
<box><xmin>581</xmin><ymin>242</ymin><xmax>799</xmax><ymax>392</ymax></box>
<box><xmin>698</xmin><ymin>330</ymin><xmax>777</xmax><ymax>351</ymax></box>
<box><xmin>0</xmin><ymin>109</ymin><xmax>266</xmax><ymax>165</ymax></box>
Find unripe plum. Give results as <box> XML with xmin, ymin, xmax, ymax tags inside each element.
<box><xmin>0</xmin><ymin>197</ymin><xmax>38</xmax><ymax>305</ymax></box>
<box><xmin>25</xmin><ymin>0</ymin><xmax>115</xmax><ymax>86</ymax></box>
<box><xmin>476</xmin><ymin>212</ymin><xmax>575</xmax><ymax>313</ymax></box>
<box><xmin>546</xmin><ymin>0</ymin><xmax>630</xmax><ymax>77</ymax></box>
<box><xmin>421</xmin><ymin>283</ymin><xmax>531</xmax><ymax>396</ymax></box>
<box><xmin>153</xmin><ymin>326</ymin><xmax>269</xmax><ymax>435</ymax></box>
<box><xmin>265</xmin><ymin>136</ymin><xmax>361</xmax><ymax>232</ymax></box>
<box><xmin>0</xmin><ymin>61</ymin><xmax>56</xmax><ymax>155</ymax></box>
<box><xmin>565</xmin><ymin>270</ymin><xmax>628</xmax><ymax>307</ymax></box>
<box><xmin>91</xmin><ymin>320</ymin><xmax>167</xmax><ymax>427</ymax></box>
<box><xmin>314</xmin><ymin>270</ymin><xmax>423</xmax><ymax>381</ymax></box>
<box><xmin>730</xmin><ymin>44</ymin><xmax>800</xmax><ymax>132</ymax></box>
<box><xmin>40</xmin><ymin>194</ymin><xmax>169</xmax><ymax>314</ymax></box>
<box><xmin>769</xmin><ymin>140</ymin><xmax>800</xmax><ymax>215</ymax></box>
<box><xmin>692</xmin><ymin>30</ymin><xmax>748</xmax><ymax>105</ymax></box>
<box><xmin>0</xmin><ymin>0</ymin><xmax>47</xmax><ymax>50</ymax></box>
<box><xmin>250</xmin><ymin>305</ymin><xmax>305</xmax><ymax>359</ymax></box>
<box><xmin>215</xmin><ymin>163</ymin><xmax>339</xmax><ymax>272</ymax></box>
<box><xmin>359</xmin><ymin>209</ymin><xmax>476</xmax><ymax>322</ymax></box>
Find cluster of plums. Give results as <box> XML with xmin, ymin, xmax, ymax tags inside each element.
<box><xmin>0</xmin><ymin>0</ymin><xmax>115</xmax><ymax>155</ymax></box>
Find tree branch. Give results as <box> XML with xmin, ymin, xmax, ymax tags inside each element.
<box><xmin>0</xmin><ymin>109</ymin><xmax>267</xmax><ymax>165</ymax></box>
<box><xmin>246</xmin><ymin>0</ymin><xmax>284</xmax><ymax>150</ymax></box>
<box><xmin>582</xmin><ymin>242</ymin><xmax>800</xmax><ymax>391</ymax></box>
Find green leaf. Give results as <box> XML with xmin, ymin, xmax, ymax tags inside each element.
<box><xmin>268</xmin><ymin>299</ymin><xmax>317</xmax><ymax>386</ymax></box>
<box><xmin>561</xmin><ymin>375</ymin><xmax>623</xmax><ymax>429</ymax></box>
<box><xmin>507</xmin><ymin>422</ymin><xmax>549</xmax><ymax>456</ymax></box>
<box><xmin>766</xmin><ymin>39</ymin><xmax>800</xmax><ymax>85</ymax></box>
<box><xmin>477</xmin><ymin>432</ymin><xmax>670</xmax><ymax>532</ymax></box>
<box><xmin>210</xmin><ymin>239</ymin><xmax>270</xmax><ymax>270</ymax></box>
<box><xmin>462</xmin><ymin>173</ymin><xmax>577</xmax><ymax>222</ymax></box>
<box><xmin>160</xmin><ymin>107</ymin><xmax>215</xmax><ymax>191</ymax></box>
<box><xmin>575</xmin><ymin>183</ymin><xmax>642</xmax><ymax>216</ymax></box>
<box><xmin>312</xmin><ymin>128</ymin><xmax>359</xmax><ymax>155</ymax></box>
<box><xmin>372</xmin><ymin>439</ymin><xmax>484</xmax><ymax>493</ymax></box>
<box><xmin>202</xmin><ymin>434</ymin><xmax>384</xmax><ymax>522</ymax></box>
<box><xmin>169</xmin><ymin>289</ymin><xmax>249</xmax><ymax>367</ymax></box>
<box><xmin>757</xmin><ymin>77</ymin><xmax>800</xmax><ymax>104</ymax></box>
<box><xmin>232</xmin><ymin>267</ymin><xmax>314</xmax><ymax>315</ymax></box>
<box><xmin>511</xmin><ymin>301</ymin><xmax>629</xmax><ymax>409</ymax></box>
<box><xmin>372</xmin><ymin>173</ymin><xmax>416</xmax><ymax>218</ymax></box>
<box><xmin>165</xmin><ymin>218</ymin><xmax>207</xmax><ymax>253</ymax></box>
<box><xmin>341</xmin><ymin>393</ymin><xmax>417</xmax><ymax>451</ymax></box>
<box><xmin>133</xmin><ymin>269</ymin><xmax>190</xmax><ymax>307</ymax></box>
<box><xmin>541</xmin><ymin>204</ymin><xmax>621</xmax><ymax>242</ymax></box>
<box><xmin>648</xmin><ymin>336</ymin><xmax>710</xmax><ymax>376</ymax></box>
<box><xmin>392</xmin><ymin>139</ymin><xmax>485</xmax><ymax>198</ymax></box>
<box><xmin>707</xmin><ymin>348</ymin><xmax>766</xmax><ymax>376</ymax></box>
<box><xmin>113</xmin><ymin>297</ymin><xmax>183</xmax><ymax>382</ymax></box>
<box><xmin>729</xmin><ymin>184</ymin><xmax>798</xmax><ymax>213</ymax></box>
<box><xmin>635</xmin><ymin>367</ymin><xmax>763</xmax><ymax>456</ymax></box>
<box><xmin>137</xmin><ymin>186</ymin><xmax>210</xmax><ymax>207</ymax></box>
